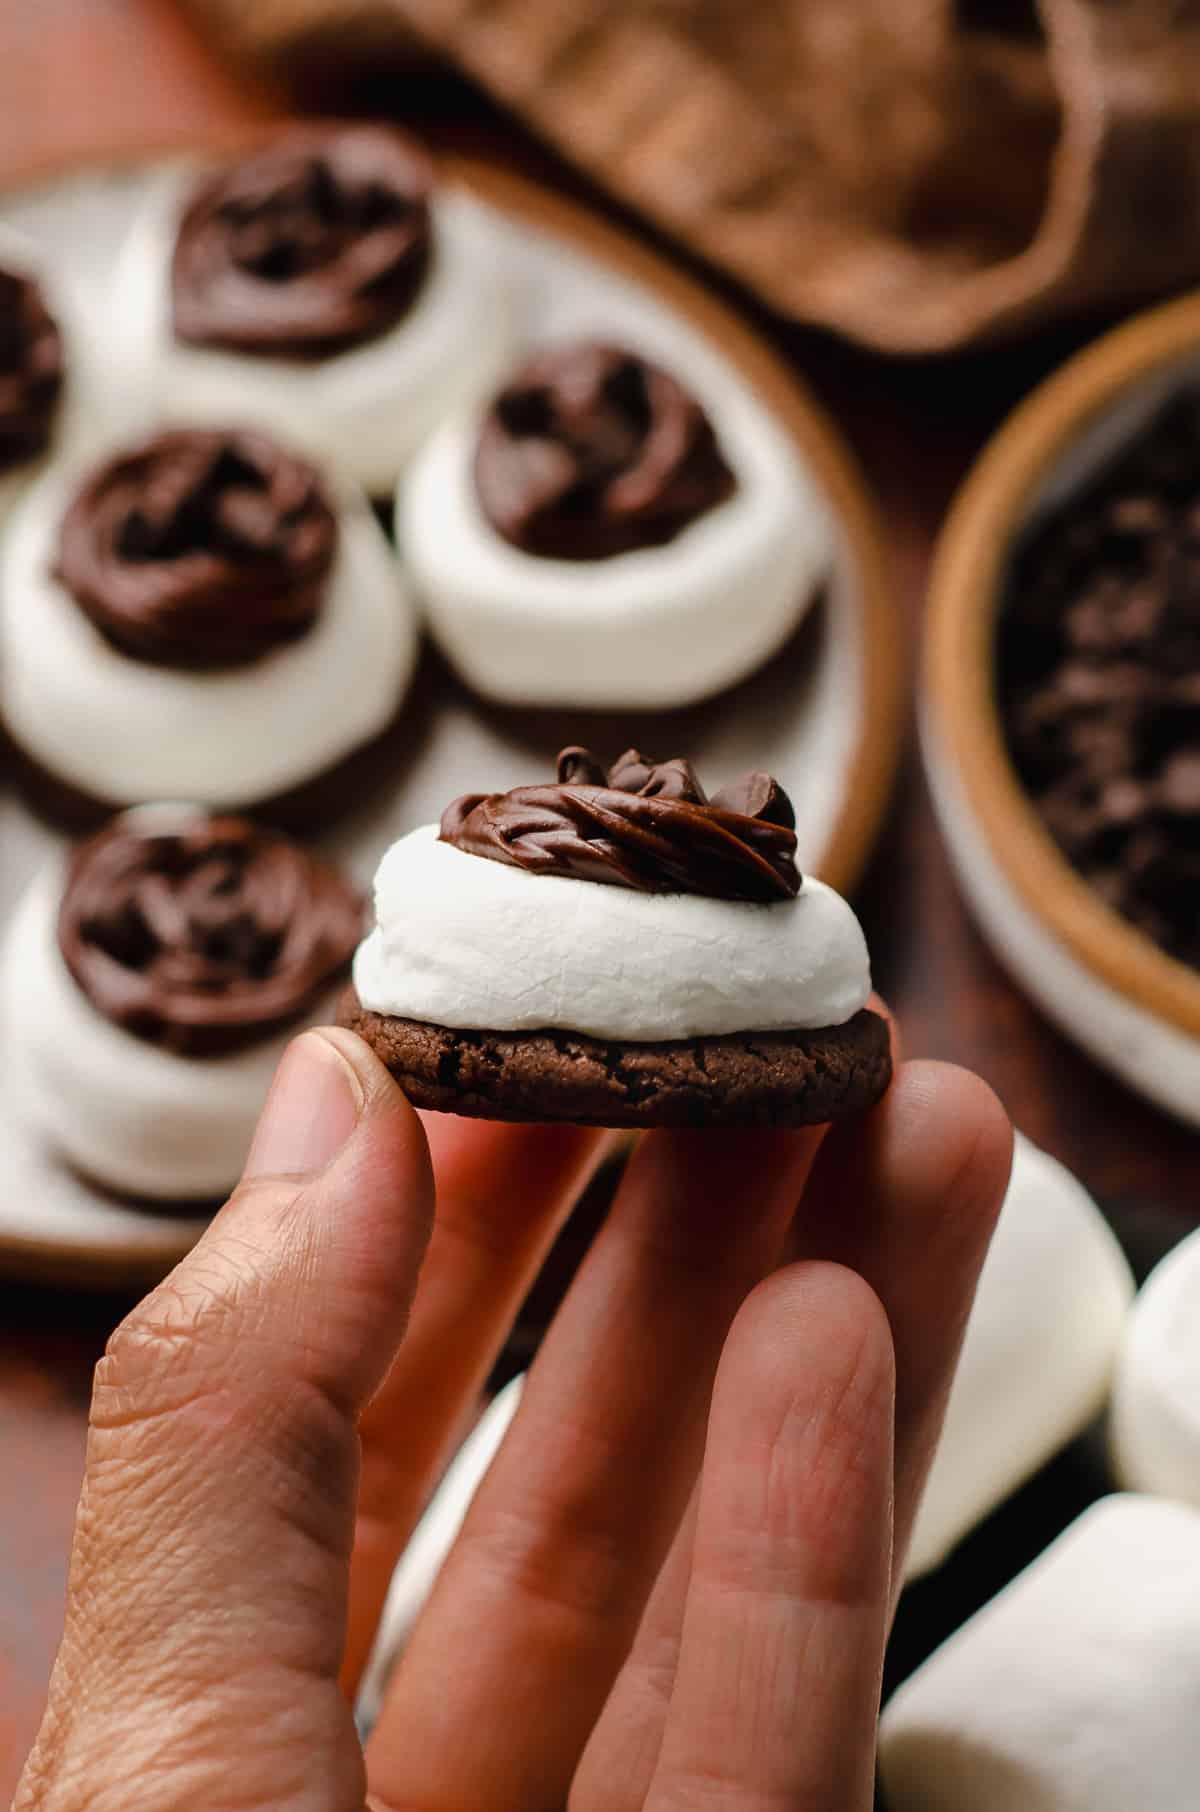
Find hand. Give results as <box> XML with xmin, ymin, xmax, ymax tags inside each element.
<box><xmin>16</xmin><ymin>1021</ymin><xmax>1011</xmax><ymax>1812</ymax></box>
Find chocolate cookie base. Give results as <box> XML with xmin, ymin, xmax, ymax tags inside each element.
<box><xmin>340</xmin><ymin>987</ymin><xmax>891</xmax><ymax>1129</ymax></box>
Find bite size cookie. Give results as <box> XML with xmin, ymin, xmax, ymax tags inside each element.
<box><xmin>1</xmin><ymin>807</ymin><xmax>363</xmax><ymax>1202</ymax></box>
<box><xmin>0</xmin><ymin>425</ymin><xmax>416</xmax><ymax>825</ymax></box>
<box><xmin>343</xmin><ymin>746</ymin><xmax>890</xmax><ymax>1128</ymax></box>
<box><xmin>109</xmin><ymin>123</ymin><xmax>513</xmax><ymax>495</ymax></box>
<box><xmin>398</xmin><ymin>339</ymin><xmax>831</xmax><ymax>707</ymax></box>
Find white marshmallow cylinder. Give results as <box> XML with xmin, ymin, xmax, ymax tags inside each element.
<box><xmin>109</xmin><ymin>174</ymin><xmax>515</xmax><ymax>495</ymax></box>
<box><xmin>880</xmin><ymin>1495</ymin><xmax>1200</xmax><ymax>1812</ymax></box>
<box><xmin>907</xmin><ymin>1135</ymin><xmax>1134</xmax><ymax>1577</ymax></box>
<box><xmin>0</xmin><ymin>464</ymin><xmax>416</xmax><ymax>809</ymax></box>
<box><xmin>397</xmin><ymin>359</ymin><xmax>831</xmax><ymax>709</ymax></box>
<box><xmin>1111</xmin><ymin>1228</ymin><xmax>1200</xmax><ymax>1510</ymax></box>
<box><xmin>2</xmin><ymin>834</ymin><xmax>324</xmax><ymax>1200</ymax></box>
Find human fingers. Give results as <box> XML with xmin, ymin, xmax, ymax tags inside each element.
<box><xmin>574</xmin><ymin>1055</ymin><xmax>1008</xmax><ymax>1804</ymax></box>
<box><xmin>15</xmin><ymin>1029</ymin><xmax>433</xmax><ymax>1812</ymax></box>
<box><xmin>793</xmin><ymin>1060</ymin><xmax>1012</xmax><ymax>1592</ymax></box>
<box><xmin>640</xmin><ymin>1263</ymin><xmax>894</xmax><ymax>1812</ymax></box>
<box><xmin>569</xmin><ymin>1484</ymin><xmax>700</xmax><ymax>1812</ymax></box>
<box><xmin>366</xmin><ymin>1124</ymin><xmax>824</xmax><ymax>1812</ymax></box>
<box><xmin>342</xmin><ymin>1114</ymin><xmax>610</xmax><ymax>1693</ymax></box>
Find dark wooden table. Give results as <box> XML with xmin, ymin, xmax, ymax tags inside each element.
<box><xmin>3</xmin><ymin>2</ymin><xmax>1198</xmax><ymax>1795</ymax></box>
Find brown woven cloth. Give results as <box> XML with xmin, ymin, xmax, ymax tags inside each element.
<box><xmin>187</xmin><ymin>0</ymin><xmax>1200</xmax><ymax>353</ymax></box>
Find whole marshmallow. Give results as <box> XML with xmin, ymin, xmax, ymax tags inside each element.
<box><xmin>353</xmin><ymin>824</ymin><xmax>871</xmax><ymax>1040</ymax></box>
<box><xmin>2</xmin><ymin>852</ymin><xmax>300</xmax><ymax>1200</ymax></box>
<box><xmin>880</xmin><ymin>1495</ymin><xmax>1200</xmax><ymax>1812</ymax></box>
<box><xmin>397</xmin><ymin>364</ymin><xmax>830</xmax><ymax>709</ymax></box>
<box><xmin>110</xmin><ymin>174</ymin><xmax>514</xmax><ymax>495</ymax></box>
<box><xmin>0</xmin><ymin>463</ymin><xmax>416</xmax><ymax>809</ymax></box>
<box><xmin>1111</xmin><ymin>1227</ymin><xmax>1200</xmax><ymax>1509</ymax></box>
<box><xmin>908</xmin><ymin>1135</ymin><xmax>1133</xmax><ymax>1577</ymax></box>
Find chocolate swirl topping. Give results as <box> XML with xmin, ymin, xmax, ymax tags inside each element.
<box><xmin>171</xmin><ymin>125</ymin><xmax>434</xmax><ymax>361</ymax></box>
<box><xmin>54</xmin><ymin>428</ymin><xmax>338</xmax><ymax>669</ymax></box>
<box><xmin>441</xmin><ymin>747</ymin><xmax>800</xmax><ymax>901</ymax></box>
<box><xmin>474</xmin><ymin>342</ymin><xmax>737</xmax><ymax>560</ymax></box>
<box><xmin>0</xmin><ymin>265</ymin><xmax>63</xmax><ymax>472</ymax></box>
<box><xmin>58</xmin><ymin>813</ymin><xmax>363</xmax><ymax>1056</ymax></box>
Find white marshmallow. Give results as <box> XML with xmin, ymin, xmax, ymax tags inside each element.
<box><xmin>397</xmin><ymin>354</ymin><xmax>830</xmax><ymax>709</ymax></box>
<box><xmin>110</xmin><ymin>172</ymin><xmax>515</xmax><ymax>495</ymax></box>
<box><xmin>1</xmin><ymin>845</ymin><xmax>309</xmax><ymax>1200</ymax></box>
<box><xmin>880</xmin><ymin>1495</ymin><xmax>1200</xmax><ymax>1812</ymax></box>
<box><xmin>353</xmin><ymin>823</ymin><xmax>871</xmax><ymax>1040</ymax></box>
<box><xmin>0</xmin><ymin>461</ymin><xmax>417</xmax><ymax>808</ymax></box>
<box><xmin>908</xmin><ymin>1136</ymin><xmax>1134</xmax><ymax>1577</ymax></box>
<box><xmin>1111</xmin><ymin>1228</ymin><xmax>1200</xmax><ymax>1510</ymax></box>
<box><xmin>356</xmin><ymin>1376</ymin><xmax>526</xmax><ymax>1729</ymax></box>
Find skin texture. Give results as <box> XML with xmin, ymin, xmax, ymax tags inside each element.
<box><xmin>14</xmin><ymin>1014</ymin><xmax>1012</xmax><ymax>1812</ymax></box>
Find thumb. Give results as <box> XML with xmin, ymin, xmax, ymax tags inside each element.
<box><xmin>18</xmin><ymin>1028</ymin><xmax>434</xmax><ymax>1812</ymax></box>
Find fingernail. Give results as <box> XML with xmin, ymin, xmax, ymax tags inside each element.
<box><xmin>244</xmin><ymin>1030</ymin><xmax>364</xmax><ymax>1180</ymax></box>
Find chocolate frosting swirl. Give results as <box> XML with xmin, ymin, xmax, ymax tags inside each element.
<box><xmin>474</xmin><ymin>342</ymin><xmax>737</xmax><ymax>560</ymax></box>
<box><xmin>58</xmin><ymin>813</ymin><xmax>363</xmax><ymax>1056</ymax></box>
<box><xmin>171</xmin><ymin>125</ymin><xmax>434</xmax><ymax>361</ymax></box>
<box><xmin>0</xmin><ymin>265</ymin><xmax>63</xmax><ymax>472</ymax></box>
<box><xmin>441</xmin><ymin>747</ymin><xmax>800</xmax><ymax>901</ymax></box>
<box><xmin>54</xmin><ymin>428</ymin><xmax>338</xmax><ymax>669</ymax></box>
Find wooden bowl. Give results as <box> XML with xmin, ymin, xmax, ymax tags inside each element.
<box><xmin>925</xmin><ymin>292</ymin><xmax>1200</xmax><ymax>1126</ymax></box>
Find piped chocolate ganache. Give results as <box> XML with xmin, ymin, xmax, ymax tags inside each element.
<box><xmin>171</xmin><ymin>125</ymin><xmax>434</xmax><ymax>361</ymax></box>
<box><xmin>0</xmin><ymin>266</ymin><xmax>63</xmax><ymax>471</ymax></box>
<box><xmin>54</xmin><ymin>428</ymin><xmax>337</xmax><ymax>669</ymax></box>
<box><xmin>59</xmin><ymin>814</ymin><xmax>363</xmax><ymax>1057</ymax></box>
<box><xmin>474</xmin><ymin>342</ymin><xmax>737</xmax><ymax>560</ymax></box>
<box><xmin>441</xmin><ymin>745</ymin><xmax>800</xmax><ymax>901</ymax></box>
